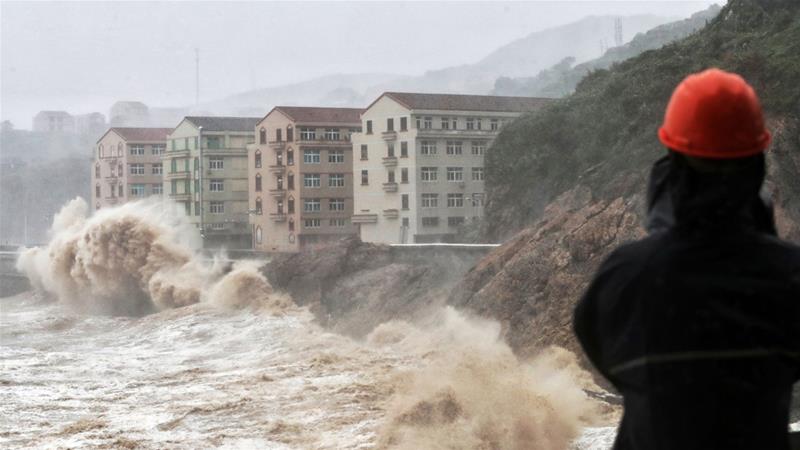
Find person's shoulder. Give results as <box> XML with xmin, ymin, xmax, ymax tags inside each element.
<box><xmin>602</xmin><ymin>232</ymin><xmax>668</xmax><ymax>268</ymax></box>
<box><xmin>754</xmin><ymin>233</ymin><xmax>800</xmax><ymax>262</ymax></box>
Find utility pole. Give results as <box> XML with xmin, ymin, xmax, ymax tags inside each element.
<box><xmin>198</xmin><ymin>126</ymin><xmax>204</xmax><ymax>245</ymax></box>
<box><xmin>195</xmin><ymin>48</ymin><xmax>200</xmax><ymax>106</ymax></box>
<box><xmin>614</xmin><ymin>18</ymin><xmax>623</xmax><ymax>47</ymax></box>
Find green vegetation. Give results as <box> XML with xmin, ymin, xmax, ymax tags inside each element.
<box><xmin>484</xmin><ymin>0</ymin><xmax>800</xmax><ymax>239</ymax></box>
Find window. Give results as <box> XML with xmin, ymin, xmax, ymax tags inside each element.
<box><xmin>256</xmin><ymin>226</ymin><xmax>262</xmax><ymax>244</ymax></box>
<box><xmin>259</xmin><ymin>128</ymin><xmax>266</xmax><ymax>144</ymax></box>
<box><xmin>441</xmin><ymin>117</ymin><xmax>450</xmax><ymax>130</ymax></box>
<box><xmin>420</xmin><ymin>141</ymin><xmax>437</xmax><ymax>155</ymax></box>
<box><xmin>472</xmin><ymin>167</ymin><xmax>485</xmax><ymax>181</ymax></box>
<box><xmin>422</xmin><ymin>193</ymin><xmax>438</xmax><ymax>208</ymax></box>
<box><xmin>118</xmin><ymin>142</ymin><xmax>123</xmax><ymax>156</ymax></box>
<box><xmin>447</xmin><ymin>167</ymin><xmax>463</xmax><ymax>182</ymax></box>
<box><xmin>329</xmin><ymin>150</ymin><xmax>344</xmax><ymax>163</ymax></box>
<box><xmin>276</xmin><ymin>174</ymin><xmax>284</xmax><ymax>190</ymax></box>
<box><xmin>490</xmin><ymin>119</ymin><xmax>499</xmax><ymax>131</ymax></box>
<box><xmin>305</xmin><ymin>218</ymin><xmax>321</xmax><ymax>228</ymax></box>
<box><xmin>209</xmin><ymin>222</ymin><xmax>225</xmax><ymax>230</ymax></box>
<box><xmin>424</xmin><ymin>117</ymin><xmax>432</xmax><ymax>129</ymax></box>
<box><xmin>289</xmin><ymin>218</ymin><xmax>295</xmax><ymax>231</ymax></box>
<box><xmin>388</xmin><ymin>170</ymin><xmax>395</xmax><ymax>183</ymax></box>
<box><xmin>422</xmin><ymin>217</ymin><xmax>439</xmax><ymax>227</ymax></box>
<box><xmin>170</xmin><ymin>180</ymin><xmax>177</xmax><ymax>194</ymax></box>
<box><xmin>152</xmin><ymin>184</ymin><xmax>163</xmax><ymax>195</ymax></box>
<box><xmin>255</xmin><ymin>197</ymin><xmax>262</xmax><ymax>214</ymax></box>
<box><xmin>118</xmin><ymin>183</ymin><xmax>123</xmax><ymax>197</ymax></box>
<box><xmin>303</xmin><ymin>150</ymin><xmax>320</xmax><ymax>164</ymax></box>
<box><xmin>287</xmin><ymin>126</ymin><xmax>293</xmax><ymax>142</ymax></box>
<box><xmin>276</xmin><ymin>128</ymin><xmax>282</xmax><ymax>142</ymax></box>
<box><xmin>152</xmin><ymin>144</ymin><xmax>165</xmax><ymax>155</ymax></box>
<box><xmin>466</xmin><ymin>118</ymin><xmax>475</xmax><ymax>130</ymax></box>
<box><xmin>360</xmin><ymin>145</ymin><xmax>368</xmax><ymax>160</ymax></box>
<box><xmin>287</xmin><ymin>172</ymin><xmax>294</xmax><ymax>190</ymax></box>
<box><xmin>476</xmin><ymin>118</ymin><xmax>482</xmax><ymax>130</ymax></box>
<box><xmin>446</xmin><ymin>141</ymin><xmax>463</xmax><ymax>155</ymax></box>
<box><xmin>207</xmin><ymin>136</ymin><xmax>221</xmax><ymax>149</ymax></box>
<box><xmin>255</xmin><ymin>150</ymin><xmax>262</xmax><ymax>168</ymax></box>
<box><xmin>416</xmin><ymin>117</ymin><xmax>421</xmax><ymax>129</ymax></box>
<box><xmin>304</xmin><ymin>174</ymin><xmax>321</xmax><ymax>188</ymax></box>
<box><xmin>387</xmin><ymin>143</ymin><xmax>395</xmax><ymax>157</ymax></box>
<box><xmin>210</xmin><ymin>201</ymin><xmax>224</xmax><ymax>214</ymax></box>
<box><xmin>118</xmin><ymin>164</ymin><xmax>123</xmax><ymax>176</ymax></box>
<box><xmin>401</xmin><ymin>168</ymin><xmax>408</xmax><ymax>184</ymax></box>
<box><xmin>209</xmin><ymin>179</ymin><xmax>224</xmax><ymax>192</ymax></box>
<box><xmin>130</xmin><ymin>184</ymin><xmax>146</xmax><ymax>196</ymax></box>
<box><xmin>366</xmin><ymin>120</ymin><xmax>373</xmax><ymax>134</ymax></box>
<box><xmin>130</xmin><ymin>145</ymin><xmax>145</xmax><ymax>156</ymax></box>
<box><xmin>301</xmin><ymin>128</ymin><xmax>316</xmax><ymax>140</ymax></box>
<box><xmin>472</xmin><ymin>193</ymin><xmax>485</xmax><ymax>207</ymax></box>
<box><xmin>329</xmin><ymin>198</ymin><xmax>345</xmax><ymax>211</ymax></box>
<box><xmin>98</xmin><ymin>144</ymin><xmax>104</xmax><ymax>158</ymax></box>
<box><xmin>255</xmin><ymin>174</ymin><xmax>262</xmax><ymax>192</ymax></box>
<box><xmin>287</xmin><ymin>149</ymin><xmax>294</xmax><ymax>165</ymax></box>
<box><xmin>95</xmin><ymin>164</ymin><xmax>100</xmax><ymax>178</ymax></box>
<box><xmin>209</xmin><ymin>157</ymin><xmax>224</xmax><ymax>170</ymax></box>
<box><xmin>288</xmin><ymin>197</ymin><xmax>295</xmax><ymax>213</ymax></box>
<box><xmin>400</xmin><ymin>142</ymin><xmax>408</xmax><ymax>158</ymax></box>
<box><xmin>471</xmin><ymin>141</ymin><xmax>486</xmax><ymax>156</ymax></box>
<box><xmin>329</xmin><ymin>218</ymin><xmax>347</xmax><ymax>227</ymax></box>
<box><xmin>448</xmin><ymin>216</ymin><xmax>465</xmax><ymax>227</ymax></box>
<box><xmin>95</xmin><ymin>184</ymin><xmax>101</xmax><ymax>198</ymax></box>
<box><xmin>387</xmin><ymin>118</ymin><xmax>394</xmax><ymax>132</ymax></box>
<box><xmin>129</xmin><ymin>163</ymin><xmax>145</xmax><ymax>175</ymax></box>
<box><xmin>152</xmin><ymin>163</ymin><xmax>163</xmax><ymax>175</ymax></box>
<box><xmin>447</xmin><ymin>193</ymin><xmax>464</xmax><ymax>208</ymax></box>
<box><xmin>451</xmin><ymin>117</ymin><xmax>458</xmax><ymax>129</ymax></box>
<box><xmin>329</xmin><ymin>174</ymin><xmax>345</xmax><ymax>188</ymax></box>
<box><xmin>421</xmin><ymin>167</ymin><xmax>438</xmax><ymax>182</ymax></box>
<box><xmin>361</xmin><ymin>170</ymin><xmax>369</xmax><ymax>185</ymax></box>
<box><xmin>303</xmin><ymin>198</ymin><xmax>320</xmax><ymax>212</ymax></box>
<box><xmin>277</xmin><ymin>200</ymin><xmax>284</xmax><ymax>214</ymax></box>
<box><xmin>402</xmin><ymin>194</ymin><xmax>409</xmax><ymax>210</ymax></box>
<box><xmin>402</xmin><ymin>217</ymin><xmax>409</xmax><ymax>227</ymax></box>
<box><xmin>400</xmin><ymin>117</ymin><xmax>408</xmax><ymax>131</ymax></box>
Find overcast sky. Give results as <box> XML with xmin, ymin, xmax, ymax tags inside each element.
<box><xmin>1</xmin><ymin>1</ymin><xmax>722</xmax><ymax>129</ymax></box>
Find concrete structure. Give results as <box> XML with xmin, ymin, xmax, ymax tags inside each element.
<box><xmin>75</xmin><ymin>112</ymin><xmax>107</xmax><ymax>137</ymax></box>
<box><xmin>249</xmin><ymin>106</ymin><xmax>362</xmax><ymax>252</ymax></box>
<box><xmin>91</xmin><ymin>127</ymin><xmax>171</xmax><ymax>210</ymax></box>
<box><xmin>32</xmin><ymin>111</ymin><xmax>75</xmax><ymax>133</ymax></box>
<box><xmin>352</xmin><ymin>92</ymin><xmax>553</xmax><ymax>244</ymax></box>
<box><xmin>164</xmin><ymin>116</ymin><xmax>258</xmax><ymax>249</ymax></box>
<box><xmin>109</xmin><ymin>101</ymin><xmax>149</xmax><ymax>127</ymax></box>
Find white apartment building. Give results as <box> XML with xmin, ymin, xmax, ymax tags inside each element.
<box><xmin>352</xmin><ymin>92</ymin><xmax>552</xmax><ymax>244</ymax></box>
<box><xmin>91</xmin><ymin>127</ymin><xmax>171</xmax><ymax>210</ymax></box>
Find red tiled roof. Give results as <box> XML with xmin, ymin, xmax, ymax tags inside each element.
<box><xmin>110</xmin><ymin>127</ymin><xmax>172</xmax><ymax>142</ymax></box>
<box><xmin>378</xmin><ymin>92</ymin><xmax>554</xmax><ymax>113</ymax></box>
<box><xmin>272</xmin><ymin>106</ymin><xmax>363</xmax><ymax>124</ymax></box>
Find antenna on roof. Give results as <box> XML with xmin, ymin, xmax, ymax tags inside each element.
<box><xmin>195</xmin><ymin>48</ymin><xmax>200</xmax><ymax>106</ymax></box>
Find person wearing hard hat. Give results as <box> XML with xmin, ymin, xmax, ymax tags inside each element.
<box><xmin>574</xmin><ymin>68</ymin><xmax>800</xmax><ymax>450</ymax></box>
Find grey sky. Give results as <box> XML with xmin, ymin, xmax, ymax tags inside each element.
<box><xmin>1</xmin><ymin>1</ymin><xmax>722</xmax><ymax>129</ymax></box>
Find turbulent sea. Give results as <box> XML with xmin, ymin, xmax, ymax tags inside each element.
<box><xmin>3</xmin><ymin>198</ymin><xmax>620</xmax><ymax>449</ymax></box>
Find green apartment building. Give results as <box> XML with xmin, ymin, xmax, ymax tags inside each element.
<box><xmin>164</xmin><ymin>116</ymin><xmax>259</xmax><ymax>249</ymax></box>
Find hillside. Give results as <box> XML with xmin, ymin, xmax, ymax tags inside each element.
<box><xmin>199</xmin><ymin>15</ymin><xmax>673</xmax><ymax>115</ymax></box>
<box><xmin>449</xmin><ymin>0</ymin><xmax>800</xmax><ymax>361</ymax></box>
<box><xmin>493</xmin><ymin>5</ymin><xmax>722</xmax><ymax>97</ymax></box>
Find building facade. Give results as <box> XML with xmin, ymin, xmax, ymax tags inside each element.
<box><xmin>91</xmin><ymin>127</ymin><xmax>171</xmax><ymax>210</ymax></box>
<box><xmin>249</xmin><ymin>107</ymin><xmax>362</xmax><ymax>252</ymax></box>
<box><xmin>352</xmin><ymin>92</ymin><xmax>552</xmax><ymax>244</ymax></box>
<box><xmin>33</xmin><ymin>111</ymin><xmax>75</xmax><ymax>133</ymax></box>
<box><xmin>164</xmin><ymin>116</ymin><xmax>258</xmax><ymax>249</ymax></box>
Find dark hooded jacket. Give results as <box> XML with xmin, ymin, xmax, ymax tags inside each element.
<box><xmin>574</xmin><ymin>153</ymin><xmax>800</xmax><ymax>450</ymax></box>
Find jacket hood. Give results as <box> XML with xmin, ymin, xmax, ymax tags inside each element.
<box><xmin>645</xmin><ymin>152</ymin><xmax>776</xmax><ymax>236</ymax></box>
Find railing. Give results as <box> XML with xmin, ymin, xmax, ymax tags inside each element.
<box><xmin>382</xmin><ymin>182</ymin><xmax>398</xmax><ymax>193</ymax></box>
<box><xmin>382</xmin><ymin>156</ymin><xmax>398</xmax><ymax>167</ymax></box>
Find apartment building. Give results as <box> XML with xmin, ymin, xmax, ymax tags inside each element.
<box><xmin>164</xmin><ymin>116</ymin><xmax>259</xmax><ymax>249</ymax></box>
<box><xmin>33</xmin><ymin>111</ymin><xmax>75</xmax><ymax>133</ymax></box>
<box><xmin>249</xmin><ymin>106</ymin><xmax>362</xmax><ymax>252</ymax></box>
<box><xmin>352</xmin><ymin>92</ymin><xmax>553</xmax><ymax>244</ymax></box>
<box><xmin>91</xmin><ymin>127</ymin><xmax>171</xmax><ymax>210</ymax></box>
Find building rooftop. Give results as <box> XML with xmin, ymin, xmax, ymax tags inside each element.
<box><xmin>35</xmin><ymin>110</ymin><xmax>72</xmax><ymax>117</ymax></box>
<box><xmin>271</xmin><ymin>106</ymin><xmax>363</xmax><ymax>125</ymax></box>
<box><xmin>379</xmin><ymin>92</ymin><xmax>555</xmax><ymax>113</ymax></box>
<box><xmin>108</xmin><ymin>127</ymin><xmax>172</xmax><ymax>142</ymax></box>
<box><xmin>184</xmin><ymin>116</ymin><xmax>260</xmax><ymax>132</ymax></box>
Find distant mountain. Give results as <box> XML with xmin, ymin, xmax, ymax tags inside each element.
<box><xmin>200</xmin><ymin>14</ymin><xmax>676</xmax><ymax>115</ymax></box>
<box><xmin>493</xmin><ymin>5</ymin><xmax>723</xmax><ymax>97</ymax></box>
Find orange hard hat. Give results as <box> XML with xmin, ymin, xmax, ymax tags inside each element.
<box><xmin>658</xmin><ymin>68</ymin><xmax>771</xmax><ymax>159</ymax></box>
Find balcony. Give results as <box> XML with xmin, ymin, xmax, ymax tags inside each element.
<box><xmin>382</xmin><ymin>182</ymin><xmax>398</xmax><ymax>193</ymax></box>
<box><xmin>104</xmin><ymin>197</ymin><xmax>119</xmax><ymax>205</ymax></box>
<box><xmin>352</xmin><ymin>214</ymin><xmax>378</xmax><ymax>224</ymax></box>
<box><xmin>296</xmin><ymin>135</ymin><xmax>351</xmax><ymax>145</ymax></box>
<box><xmin>269</xmin><ymin>141</ymin><xmax>286</xmax><ymax>150</ymax></box>
<box><xmin>382</xmin><ymin>156</ymin><xmax>398</xmax><ymax>167</ymax></box>
<box><xmin>168</xmin><ymin>192</ymin><xmax>191</xmax><ymax>201</ymax></box>
<box><xmin>383</xmin><ymin>209</ymin><xmax>399</xmax><ymax>219</ymax></box>
<box><xmin>269</xmin><ymin>188</ymin><xmax>286</xmax><ymax>198</ymax></box>
<box><xmin>416</xmin><ymin>128</ymin><xmax>496</xmax><ymax>139</ymax></box>
<box><xmin>382</xmin><ymin>131</ymin><xmax>397</xmax><ymax>141</ymax></box>
<box><xmin>165</xmin><ymin>170</ymin><xmax>191</xmax><ymax>180</ymax></box>
<box><xmin>270</xmin><ymin>213</ymin><xmax>287</xmax><ymax>222</ymax></box>
<box><xmin>268</xmin><ymin>165</ymin><xmax>286</xmax><ymax>174</ymax></box>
